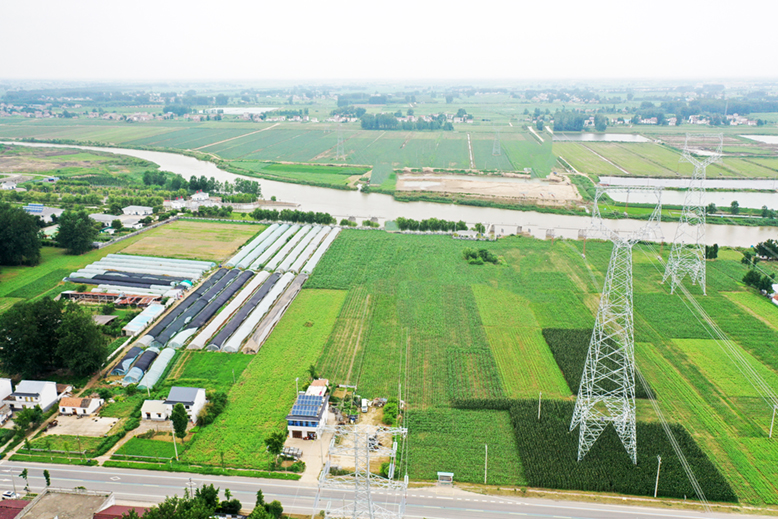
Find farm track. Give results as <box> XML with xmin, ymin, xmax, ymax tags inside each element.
<box><xmin>192</xmin><ymin>123</ymin><xmax>279</xmax><ymax>150</ymax></box>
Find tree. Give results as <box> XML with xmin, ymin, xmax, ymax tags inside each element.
<box><xmin>536</xmin><ymin>120</ymin><xmax>544</xmax><ymax>131</ymax></box>
<box><xmin>171</xmin><ymin>403</ymin><xmax>189</xmax><ymax>442</ymax></box>
<box><xmin>706</xmin><ymin>202</ymin><xmax>717</xmax><ymax>214</ymax></box>
<box><xmin>19</xmin><ymin>469</ymin><xmax>28</xmax><ymax>492</ymax></box>
<box><xmin>14</xmin><ymin>406</ymin><xmax>43</xmax><ymax>431</ymax></box>
<box><xmin>705</xmin><ymin>244</ymin><xmax>718</xmax><ymax>259</ymax></box>
<box><xmin>445</xmin><ymin>95</ymin><xmax>454</xmax><ymax>104</ymax></box>
<box><xmin>57</xmin><ymin>303</ymin><xmax>107</xmax><ymax>377</ymax></box>
<box><xmin>594</xmin><ymin>114</ymin><xmax>608</xmax><ymax>132</ymax></box>
<box><xmin>111</xmin><ymin>219</ymin><xmax>123</xmax><ymax>231</ymax></box>
<box><xmin>474</xmin><ymin>223</ymin><xmax>486</xmax><ymax>234</ymax></box>
<box><xmin>0</xmin><ymin>202</ymin><xmax>42</xmax><ymax>266</ymax></box>
<box><xmin>308</xmin><ymin>364</ymin><xmax>319</xmax><ymax>380</ymax></box>
<box><xmin>264</xmin><ymin>428</ymin><xmax>287</xmax><ymax>456</ymax></box>
<box><xmin>43</xmin><ymin>469</ymin><xmax>50</xmax><ymax>487</ymax></box>
<box><xmin>57</xmin><ymin>209</ymin><xmax>98</xmax><ymax>254</ymax></box>
<box><xmin>0</xmin><ymin>298</ymin><xmax>63</xmax><ymax>377</ymax></box>
<box><xmin>729</xmin><ymin>200</ymin><xmax>740</xmax><ymax>215</ymax></box>
<box><xmin>755</xmin><ymin>239</ymin><xmax>778</xmax><ymax>260</ymax></box>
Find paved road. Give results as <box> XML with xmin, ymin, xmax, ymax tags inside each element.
<box><xmin>0</xmin><ymin>460</ymin><xmax>767</xmax><ymax>519</ymax></box>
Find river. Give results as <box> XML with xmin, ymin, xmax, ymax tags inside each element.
<box><xmin>2</xmin><ymin>141</ymin><xmax>776</xmax><ymax>247</ymax></box>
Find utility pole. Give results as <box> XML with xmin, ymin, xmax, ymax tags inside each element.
<box><xmin>296</xmin><ymin>377</ymin><xmax>299</xmax><ymax>395</ymax></box>
<box><xmin>537</xmin><ymin>392</ymin><xmax>542</xmax><ymax>420</ymax></box>
<box><xmin>173</xmin><ymin>434</ymin><xmax>179</xmax><ymax>461</ymax></box>
<box><xmin>654</xmin><ymin>455</ymin><xmax>662</xmax><ymax>498</ymax></box>
<box><xmin>484</xmin><ymin>444</ymin><xmax>488</xmax><ymax>485</ymax></box>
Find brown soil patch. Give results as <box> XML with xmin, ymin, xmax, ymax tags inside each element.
<box><xmin>396</xmin><ymin>172</ymin><xmax>581</xmax><ymax>206</ymax></box>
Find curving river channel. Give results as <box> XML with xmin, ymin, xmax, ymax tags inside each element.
<box><xmin>2</xmin><ymin>141</ymin><xmax>776</xmax><ymax>247</ymax></box>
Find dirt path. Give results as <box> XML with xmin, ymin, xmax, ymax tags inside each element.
<box><xmin>527</xmin><ymin>126</ymin><xmax>545</xmax><ymax>143</ymax></box>
<box><xmin>467</xmin><ymin>134</ymin><xmax>475</xmax><ymax>169</ymax></box>
<box><xmin>581</xmin><ymin>144</ymin><xmax>632</xmax><ymax>175</ymax></box>
<box><xmin>192</xmin><ymin>123</ymin><xmax>279</xmax><ymax>150</ymax></box>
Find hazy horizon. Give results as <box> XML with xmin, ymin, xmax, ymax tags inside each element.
<box><xmin>2</xmin><ymin>0</ymin><xmax>777</xmax><ymax>83</ymax></box>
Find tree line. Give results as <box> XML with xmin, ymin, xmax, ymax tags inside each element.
<box><xmin>250</xmin><ymin>208</ymin><xmax>335</xmax><ymax>225</ymax></box>
<box><xmin>395</xmin><ymin>217</ymin><xmax>467</xmax><ymax>232</ymax></box>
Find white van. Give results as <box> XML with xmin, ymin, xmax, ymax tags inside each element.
<box><xmin>361</xmin><ymin>398</ymin><xmax>369</xmax><ymax>413</ymax></box>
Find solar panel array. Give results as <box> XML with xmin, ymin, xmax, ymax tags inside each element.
<box><xmin>24</xmin><ymin>204</ymin><xmax>43</xmax><ymax>213</ymax></box>
<box><xmin>290</xmin><ymin>394</ymin><xmax>324</xmax><ymax>417</ymax></box>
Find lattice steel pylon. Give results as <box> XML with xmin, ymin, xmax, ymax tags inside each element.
<box><xmin>335</xmin><ymin>125</ymin><xmax>346</xmax><ymax>161</ymax></box>
<box><xmin>662</xmin><ymin>133</ymin><xmax>722</xmax><ymax>295</ymax></box>
<box><xmin>315</xmin><ymin>424</ymin><xmax>408</xmax><ymax>519</ymax></box>
<box><xmin>571</xmin><ymin>186</ymin><xmax>663</xmax><ymax>464</ymax></box>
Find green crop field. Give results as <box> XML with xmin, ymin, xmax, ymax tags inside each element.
<box><xmin>554</xmin><ymin>140</ymin><xmax>778</xmax><ymax>179</ymax></box>
<box><xmin>407</xmin><ymin>408</ymin><xmax>524</xmax><ymax>485</ymax></box>
<box><xmin>183</xmin><ymin>289</ymin><xmax>346</xmax><ymax>469</ymax></box>
<box><xmin>472</xmin><ymin>285</ymin><xmax>570</xmax><ymax>398</ymax></box>
<box><xmin>298</xmin><ymin>231</ymin><xmax>778</xmax><ymax>503</ymax></box>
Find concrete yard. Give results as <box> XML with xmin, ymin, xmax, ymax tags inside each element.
<box><xmin>44</xmin><ymin>415</ymin><xmax>119</xmax><ymax>438</ymax></box>
<box><xmin>19</xmin><ymin>491</ymin><xmax>109</xmax><ymax>519</ymax></box>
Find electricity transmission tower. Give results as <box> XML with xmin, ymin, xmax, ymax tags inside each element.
<box><xmin>335</xmin><ymin>125</ymin><xmax>346</xmax><ymax>161</ymax></box>
<box><xmin>662</xmin><ymin>133</ymin><xmax>722</xmax><ymax>295</ymax></box>
<box><xmin>315</xmin><ymin>424</ymin><xmax>408</xmax><ymax>519</ymax></box>
<box><xmin>492</xmin><ymin>128</ymin><xmax>501</xmax><ymax>156</ymax></box>
<box><xmin>571</xmin><ymin>186</ymin><xmax>662</xmax><ymax>464</ymax></box>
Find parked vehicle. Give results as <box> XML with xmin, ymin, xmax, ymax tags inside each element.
<box><xmin>2</xmin><ymin>490</ymin><xmax>18</xmax><ymax>500</ymax></box>
<box><xmin>361</xmin><ymin>399</ymin><xmax>369</xmax><ymax>413</ymax></box>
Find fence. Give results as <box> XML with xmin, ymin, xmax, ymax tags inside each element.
<box><xmin>93</xmin><ymin>216</ymin><xmax>181</xmax><ymax>249</ymax></box>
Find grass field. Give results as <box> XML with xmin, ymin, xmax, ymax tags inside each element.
<box><xmin>163</xmin><ymin>350</ymin><xmax>254</xmax><ymax>392</ymax></box>
<box><xmin>0</xmin><ymin>232</ymin><xmax>149</xmax><ymax>312</ymax></box>
<box><xmin>114</xmin><ymin>437</ymin><xmax>177</xmax><ymax>459</ymax></box>
<box><xmin>121</xmin><ymin>220</ymin><xmax>263</xmax><ymax>262</ymax></box>
<box><xmin>230</xmin><ymin>161</ymin><xmax>369</xmax><ymax>189</ymax></box>
<box><xmin>183</xmin><ymin>289</ymin><xmax>346</xmax><ymax>469</ymax></box>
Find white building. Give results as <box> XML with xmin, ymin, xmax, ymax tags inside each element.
<box><xmin>164</xmin><ymin>387</ymin><xmax>207</xmax><ymax>423</ymax></box>
<box><xmin>122</xmin><ymin>205</ymin><xmax>153</xmax><ymax>216</ymax></box>
<box><xmin>141</xmin><ymin>400</ymin><xmax>170</xmax><ymax>421</ymax></box>
<box><xmin>59</xmin><ymin>397</ymin><xmax>104</xmax><ymax>416</ymax></box>
<box><xmin>10</xmin><ymin>380</ymin><xmax>58</xmax><ymax>412</ymax></box>
<box><xmin>191</xmin><ymin>191</ymin><xmax>209</xmax><ymax>201</ymax></box>
<box><xmin>286</xmin><ymin>393</ymin><xmax>329</xmax><ymax>440</ymax></box>
<box><xmin>0</xmin><ymin>378</ymin><xmax>12</xmax><ymax>402</ymax></box>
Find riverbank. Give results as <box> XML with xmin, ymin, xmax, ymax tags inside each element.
<box><xmin>2</xmin><ymin>139</ymin><xmax>777</xmax><ymax>247</ymax></box>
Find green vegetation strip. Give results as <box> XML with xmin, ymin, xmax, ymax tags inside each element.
<box><xmin>101</xmin><ymin>460</ymin><xmax>300</xmax><ymax>480</ymax></box>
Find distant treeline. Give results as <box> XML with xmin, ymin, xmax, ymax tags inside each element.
<box><xmin>361</xmin><ymin>113</ymin><xmax>453</xmax><ymax>131</ymax></box>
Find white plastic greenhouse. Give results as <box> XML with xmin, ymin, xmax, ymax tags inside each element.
<box><xmin>237</xmin><ymin>224</ymin><xmax>290</xmax><ymax>270</ymax></box>
<box><xmin>226</xmin><ymin>224</ymin><xmax>279</xmax><ymax>267</ymax></box>
<box><xmin>302</xmin><ymin>227</ymin><xmax>342</xmax><ymax>274</ymax></box>
<box><xmin>188</xmin><ymin>271</ymin><xmax>270</xmax><ymax>350</ymax></box>
<box><xmin>137</xmin><ymin>348</ymin><xmax>176</xmax><ymax>389</ymax></box>
<box><xmin>262</xmin><ymin>225</ymin><xmax>313</xmax><ymax>272</ymax></box>
<box><xmin>221</xmin><ymin>272</ymin><xmax>295</xmax><ymax>353</ymax></box>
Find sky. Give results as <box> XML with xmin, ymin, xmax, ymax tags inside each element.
<box><xmin>2</xmin><ymin>0</ymin><xmax>777</xmax><ymax>82</ymax></box>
